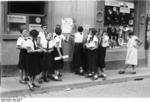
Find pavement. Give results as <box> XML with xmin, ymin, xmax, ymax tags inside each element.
<box><xmin>1</xmin><ymin>67</ymin><xmax>150</xmax><ymax>98</ymax></box>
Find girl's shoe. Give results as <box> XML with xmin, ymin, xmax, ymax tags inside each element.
<box><xmin>131</xmin><ymin>71</ymin><xmax>136</xmax><ymax>74</ymax></box>
<box><xmin>87</xmin><ymin>73</ymin><xmax>93</xmax><ymax>77</ymax></box>
<box><xmin>32</xmin><ymin>83</ymin><xmax>40</xmax><ymax>88</ymax></box>
<box><xmin>19</xmin><ymin>80</ymin><xmax>27</xmax><ymax>84</ymax></box>
<box><xmin>101</xmin><ymin>73</ymin><xmax>107</xmax><ymax>80</ymax></box>
<box><xmin>24</xmin><ymin>77</ymin><xmax>29</xmax><ymax>81</ymax></box>
<box><xmin>38</xmin><ymin>79</ymin><xmax>43</xmax><ymax>84</ymax></box>
<box><xmin>28</xmin><ymin>83</ymin><xmax>34</xmax><ymax>91</ymax></box>
<box><xmin>52</xmin><ymin>75</ymin><xmax>62</xmax><ymax>81</ymax></box>
<box><xmin>118</xmin><ymin>70</ymin><xmax>125</xmax><ymax>74</ymax></box>
<box><xmin>91</xmin><ymin>74</ymin><xmax>99</xmax><ymax>80</ymax></box>
<box><xmin>58</xmin><ymin>73</ymin><xmax>62</xmax><ymax>77</ymax></box>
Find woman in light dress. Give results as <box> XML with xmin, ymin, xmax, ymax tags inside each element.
<box><xmin>119</xmin><ymin>32</ymin><xmax>142</xmax><ymax>74</ymax></box>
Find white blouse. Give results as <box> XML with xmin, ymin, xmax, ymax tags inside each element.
<box><xmin>16</xmin><ymin>36</ymin><xmax>28</xmax><ymax>48</ymax></box>
<box><xmin>86</xmin><ymin>35</ymin><xmax>98</xmax><ymax>48</ymax></box>
<box><xmin>26</xmin><ymin>38</ymin><xmax>38</xmax><ymax>51</ymax></box>
<box><xmin>74</xmin><ymin>32</ymin><xmax>84</xmax><ymax>43</ymax></box>
<box><xmin>127</xmin><ymin>36</ymin><xmax>138</xmax><ymax>48</ymax></box>
<box><xmin>53</xmin><ymin>33</ymin><xmax>66</xmax><ymax>48</ymax></box>
<box><xmin>38</xmin><ymin>31</ymin><xmax>48</xmax><ymax>48</ymax></box>
<box><xmin>101</xmin><ymin>35</ymin><xmax>109</xmax><ymax>47</ymax></box>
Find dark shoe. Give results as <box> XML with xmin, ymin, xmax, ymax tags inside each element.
<box><xmin>19</xmin><ymin>80</ymin><xmax>27</xmax><ymax>84</ymax></box>
<box><xmin>87</xmin><ymin>73</ymin><xmax>93</xmax><ymax>78</ymax></box>
<box><xmin>32</xmin><ymin>83</ymin><xmax>40</xmax><ymax>88</ymax></box>
<box><xmin>52</xmin><ymin>75</ymin><xmax>62</xmax><ymax>81</ymax></box>
<box><xmin>28</xmin><ymin>83</ymin><xmax>34</xmax><ymax>91</ymax></box>
<box><xmin>43</xmin><ymin>78</ymin><xmax>49</xmax><ymax>82</ymax></box>
<box><xmin>101</xmin><ymin>73</ymin><xmax>107</xmax><ymax>80</ymax></box>
<box><xmin>92</xmin><ymin>74</ymin><xmax>99</xmax><ymax>80</ymax></box>
<box><xmin>131</xmin><ymin>71</ymin><xmax>136</xmax><ymax>74</ymax></box>
<box><xmin>58</xmin><ymin>73</ymin><xmax>62</xmax><ymax>77</ymax></box>
<box><xmin>38</xmin><ymin>79</ymin><xmax>43</xmax><ymax>84</ymax></box>
<box><xmin>24</xmin><ymin>77</ymin><xmax>29</xmax><ymax>81</ymax></box>
<box><xmin>118</xmin><ymin>70</ymin><xmax>125</xmax><ymax>74</ymax></box>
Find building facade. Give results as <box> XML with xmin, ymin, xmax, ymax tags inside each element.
<box><xmin>0</xmin><ymin>0</ymin><xmax>149</xmax><ymax>76</ymax></box>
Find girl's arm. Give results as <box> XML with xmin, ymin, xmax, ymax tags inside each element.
<box><xmin>16</xmin><ymin>45</ymin><xmax>26</xmax><ymax>50</ymax></box>
<box><xmin>90</xmin><ymin>41</ymin><xmax>98</xmax><ymax>50</ymax></box>
<box><xmin>56</xmin><ymin>42</ymin><xmax>63</xmax><ymax>58</ymax></box>
<box><xmin>27</xmin><ymin>47</ymin><xmax>34</xmax><ymax>53</ymax></box>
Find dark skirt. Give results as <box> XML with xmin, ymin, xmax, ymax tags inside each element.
<box><xmin>87</xmin><ymin>48</ymin><xmax>98</xmax><ymax>73</ymax></box>
<box><xmin>18</xmin><ymin>49</ymin><xmax>27</xmax><ymax>71</ymax></box>
<box><xmin>98</xmin><ymin>45</ymin><xmax>106</xmax><ymax>68</ymax></box>
<box><xmin>42</xmin><ymin>52</ymin><xmax>54</xmax><ymax>73</ymax></box>
<box><xmin>54</xmin><ymin>47</ymin><xmax>64</xmax><ymax>70</ymax></box>
<box><xmin>73</xmin><ymin>43</ymin><xmax>84</xmax><ymax>72</ymax></box>
<box><xmin>82</xmin><ymin>47</ymin><xmax>88</xmax><ymax>73</ymax></box>
<box><xmin>27</xmin><ymin>52</ymin><xmax>42</xmax><ymax>77</ymax></box>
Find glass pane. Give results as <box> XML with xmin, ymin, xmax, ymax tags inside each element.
<box><xmin>8</xmin><ymin>1</ymin><xmax>45</xmax><ymax>14</ymax></box>
<box><xmin>104</xmin><ymin>2</ymin><xmax>134</xmax><ymax>49</ymax></box>
<box><xmin>8</xmin><ymin>23</ymin><xmax>26</xmax><ymax>34</ymax></box>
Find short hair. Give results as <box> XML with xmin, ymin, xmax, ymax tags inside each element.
<box><xmin>29</xmin><ymin>29</ymin><xmax>39</xmax><ymax>38</ymax></box>
<box><xmin>55</xmin><ymin>27</ymin><xmax>62</xmax><ymax>35</ymax></box>
<box><xmin>19</xmin><ymin>28</ymin><xmax>27</xmax><ymax>33</ymax></box>
<box><xmin>78</xmin><ymin>26</ymin><xmax>84</xmax><ymax>32</ymax></box>
<box><xmin>90</xmin><ymin>28</ymin><xmax>97</xmax><ymax>35</ymax></box>
<box><xmin>129</xmin><ymin>32</ymin><xmax>134</xmax><ymax>36</ymax></box>
<box><xmin>41</xmin><ymin>23</ymin><xmax>47</xmax><ymax>28</ymax></box>
<box><xmin>56</xmin><ymin>24</ymin><xmax>61</xmax><ymax>28</ymax></box>
<box><xmin>102</xmin><ymin>31</ymin><xmax>108</xmax><ymax>36</ymax></box>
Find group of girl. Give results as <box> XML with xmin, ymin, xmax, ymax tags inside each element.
<box><xmin>72</xmin><ymin>26</ymin><xmax>109</xmax><ymax>80</ymax></box>
<box><xmin>17</xmin><ymin>24</ymin><xmax>142</xmax><ymax>90</ymax></box>
<box><xmin>17</xmin><ymin>24</ymin><xmax>68</xmax><ymax>90</ymax></box>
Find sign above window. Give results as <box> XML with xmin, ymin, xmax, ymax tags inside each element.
<box><xmin>105</xmin><ymin>0</ymin><xmax>134</xmax><ymax>9</ymax></box>
<box><xmin>8</xmin><ymin>15</ymin><xmax>26</xmax><ymax>23</ymax></box>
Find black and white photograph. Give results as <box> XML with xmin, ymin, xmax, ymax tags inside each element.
<box><xmin>0</xmin><ymin>0</ymin><xmax>150</xmax><ymax>101</ymax></box>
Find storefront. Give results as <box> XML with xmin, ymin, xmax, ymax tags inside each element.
<box><xmin>0</xmin><ymin>0</ymin><xmax>148</xmax><ymax>76</ymax></box>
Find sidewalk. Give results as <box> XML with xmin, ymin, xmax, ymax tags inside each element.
<box><xmin>1</xmin><ymin>67</ymin><xmax>150</xmax><ymax>97</ymax></box>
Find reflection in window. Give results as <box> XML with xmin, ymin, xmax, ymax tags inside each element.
<box><xmin>104</xmin><ymin>1</ymin><xmax>134</xmax><ymax>48</ymax></box>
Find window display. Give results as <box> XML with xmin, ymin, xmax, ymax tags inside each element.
<box><xmin>104</xmin><ymin>1</ymin><xmax>134</xmax><ymax>48</ymax></box>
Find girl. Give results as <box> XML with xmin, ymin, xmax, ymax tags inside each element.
<box><xmin>42</xmin><ymin>33</ymin><xmax>54</xmax><ymax>82</ymax></box>
<box><xmin>85</xmin><ymin>28</ymin><xmax>99</xmax><ymax>80</ymax></box>
<box><xmin>52</xmin><ymin>25</ymin><xmax>69</xmax><ymax>81</ymax></box>
<box><xmin>119</xmin><ymin>32</ymin><xmax>142</xmax><ymax>74</ymax></box>
<box><xmin>26</xmin><ymin>29</ymin><xmax>42</xmax><ymax>90</ymax></box>
<box><xmin>38</xmin><ymin>24</ymin><xmax>53</xmax><ymax>83</ymax></box>
<box><xmin>98</xmin><ymin>31</ymin><xmax>109</xmax><ymax>80</ymax></box>
<box><xmin>72</xmin><ymin>26</ymin><xmax>85</xmax><ymax>75</ymax></box>
<box><xmin>16</xmin><ymin>28</ymin><xmax>29</xmax><ymax>84</ymax></box>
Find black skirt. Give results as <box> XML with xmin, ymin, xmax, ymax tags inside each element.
<box><xmin>53</xmin><ymin>47</ymin><xmax>64</xmax><ymax>70</ymax></box>
<box><xmin>42</xmin><ymin>52</ymin><xmax>54</xmax><ymax>72</ymax></box>
<box><xmin>87</xmin><ymin>48</ymin><xmax>98</xmax><ymax>73</ymax></box>
<box><xmin>98</xmin><ymin>45</ymin><xmax>106</xmax><ymax>68</ymax></box>
<box><xmin>27</xmin><ymin>52</ymin><xmax>42</xmax><ymax>77</ymax></box>
<box><xmin>18</xmin><ymin>49</ymin><xmax>27</xmax><ymax>71</ymax></box>
<box><xmin>73</xmin><ymin>43</ymin><xmax>84</xmax><ymax>71</ymax></box>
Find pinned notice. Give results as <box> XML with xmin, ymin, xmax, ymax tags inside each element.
<box><xmin>62</xmin><ymin>18</ymin><xmax>74</xmax><ymax>33</ymax></box>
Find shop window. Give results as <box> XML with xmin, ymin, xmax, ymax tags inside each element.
<box><xmin>7</xmin><ymin>1</ymin><xmax>45</xmax><ymax>35</ymax></box>
<box><xmin>104</xmin><ymin>1</ymin><xmax>134</xmax><ymax>48</ymax></box>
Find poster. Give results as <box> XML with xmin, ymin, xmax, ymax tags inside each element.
<box><xmin>8</xmin><ymin>15</ymin><xmax>26</xmax><ymax>23</ymax></box>
<box><xmin>62</xmin><ymin>18</ymin><xmax>74</xmax><ymax>33</ymax></box>
<box><xmin>29</xmin><ymin>24</ymin><xmax>42</xmax><ymax>32</ymax></box>
<box><xmin>120</xmin><ymin>7</ymin><xmax>130</xmax><ymax>13</ymax></box>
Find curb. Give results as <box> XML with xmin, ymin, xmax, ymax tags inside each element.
<box><xmin>1</xmin><ymin>74</ymin><xmax>150</xmax><ymax>98</ymax></box>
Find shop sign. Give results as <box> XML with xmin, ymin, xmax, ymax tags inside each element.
<box><xmin>8</xmin><ymin>15</ymin><xmax>26</xmax><ymax>23</ymax></box>
<box><xmin>62</xmin><ymin>18</ymin><xmax>74</xmax><ymax>33</ymax></box>
<box><xmin>105</xmin><ymin>0</ymin><xmax>120</xmax><ymax>7</ymax></box>
<box><xmin>29</xmin><ymin>24</ymin><xmax>42</xmax><ymax>32</ymax></box>
<box><xmin>120</xmin><ymin>7</ymin><xmax>130</xmax><ymax>13</ymax></box>
<box><xmin>105</xmin><ymin>0</ymin><xmax>134</xmax><ymax>9</ymax></box>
